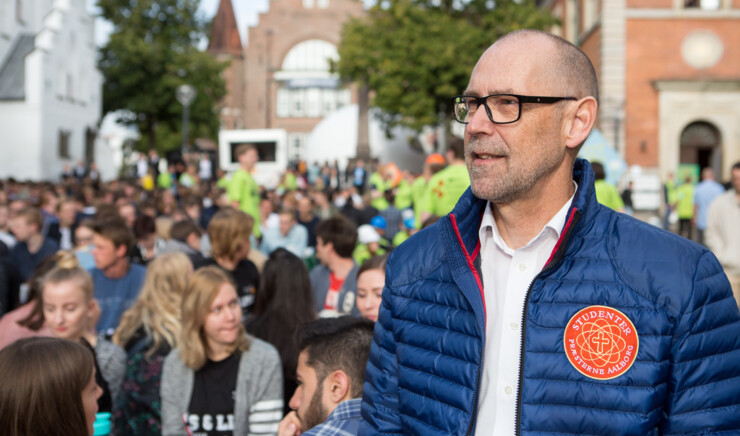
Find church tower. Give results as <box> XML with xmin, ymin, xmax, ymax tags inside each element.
<box><xmin>208</xmin><ymin>0</ymin><xmax>245</xmax><ymax>130</ymax></box>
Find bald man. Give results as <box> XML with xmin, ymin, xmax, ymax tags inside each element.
<box><xmin>359</xmin><ymin>30</ymin><xmax>740</xmax><ymax>435</ymax></box>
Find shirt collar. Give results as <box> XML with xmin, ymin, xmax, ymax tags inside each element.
<box><xmin>324</xmin><ymin>398</ymin><xmax>362</xmax><ymax>422</ymax></box>
<box><xmin>479</xmin><ymin>181</ymin><xmax>578</xmax><ymax>254</ymax></box>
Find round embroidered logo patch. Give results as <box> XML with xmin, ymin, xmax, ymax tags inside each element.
<box><xmin>563</xmin><ymin>305</ymin><xmax>639</xmax><ymax>380</ymax></box>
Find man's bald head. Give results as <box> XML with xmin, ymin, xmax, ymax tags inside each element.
<box><xmin>495</xmin><ymin>30</ymin><xmax>599</xmax><ymax>105</ymax></box>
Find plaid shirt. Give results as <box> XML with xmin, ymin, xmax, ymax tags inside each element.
<box><xmin>302</xmin><ymin>398</ymin><xmax>362</xmax><ymax>436</ymax></box>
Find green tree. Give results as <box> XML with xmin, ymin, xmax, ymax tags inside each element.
<box><xmin>335</xmin><ymin>0</ymin><xmax>557</xmax><ymax>132</ymax></box>
<box><xmin>98</xmin><ymin>0</ymin><xmax>227</xmax><ymax>152</ymax></box>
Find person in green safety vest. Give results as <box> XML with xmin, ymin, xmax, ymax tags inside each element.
<box><xmin>215</xmin><ymin>168</ymin><xmax>230</xmax><ymax>190</ymax></box>
<box><xmin>412</xmin><ymin>153</ymin><xmax>447</xmax><ymax>228</ymax></box>
<box><xmin>591</xmin><ymin>161</ymin><xmax>624</xmax><ymax>212</ymax></box>
<box><xmin>353</xmin><ymin>224</ymin><xmax>387</xmax><ymax>266</ymax></box>
<box><xmin>662</xmin><ymin>172</ymin><xmax>677</xmax><ymax>231</ymax></box>
<box><xmin>157</xmin><ymin>163</ymin><xmax>174</xmax><ymax>189</ymax></box>
<box><xmin>392</xmin><ymin>217</ymin><xmax>417</xmax><ymax>248</ymax></box>
<box><xmin>369</xmin><ymin>164</ymin><xmax>389</xmax><ymax>211</ymax></box>
<box><xmin>420</xmin><ymin>138</ymin><xmax>470</xmax><ymax>221</ymax></box>
<box><xmin>227</xmin><ymin>144</ymin><xmax>262</xmax><ymax>237</ymax></box>
<box><xmin>394</xmin><ymin>171</ymin><xmax>414</xmax><ymax>210</ymax></box>
<box><xmin>676</xmin><ymin>176</ymin><xmax>695</xmax><ymax>241</ymax></box>
<box><xmin>278</xmin><ymin>168</ymin><xmax>298</xmax><ymax>193</ymax></box>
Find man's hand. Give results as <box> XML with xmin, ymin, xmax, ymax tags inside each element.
<box><xmin>277</xmin><ymin>411</ymin><xmax>302</xmax><ymax>436</ymax></box>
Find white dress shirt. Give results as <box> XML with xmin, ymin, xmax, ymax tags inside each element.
<box><xmin>474</xmin><ymin>183</ymin><xmax>576</xmax><ymax>435</ymax></box>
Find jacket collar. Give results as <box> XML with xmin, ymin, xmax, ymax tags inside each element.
<box><xmin>450</xmin><ymin>158</ymin><xmax>597</xmax><ymax>252</ymax></box>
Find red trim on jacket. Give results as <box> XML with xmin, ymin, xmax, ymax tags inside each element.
<box><xmin>545</xmin><ymin>207</ymin><xmax>578</xmax><ymax>267</ymax></box>
<box><xmin>450</xmin><ymin>214</ymin><xmax>485</xmax><ymax>320</ymax></box>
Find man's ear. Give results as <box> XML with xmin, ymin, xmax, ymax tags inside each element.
<box><xmin>325</xmin><ymin>370</ymin><xmax>352</xmax><ymax>405</ymax></box>
<box><xmin>115</xmin><ymin>243</ymin><xmax>128</xmax><ymax>258</ymax></box>
<box><xmin>563</xmin><ymin>96</ymin><xmax>598</xmax><ymax>150</ymax></box>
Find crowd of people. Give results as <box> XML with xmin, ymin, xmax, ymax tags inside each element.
<box><xmin>2</xmin><ymin>28</ymin><xmax>740</xmax><ymax>436</ymax></box>
<box><xmin>0</xmin><ymin>129</ymin><xmax>470</xmax><ymax>435</ymax></box>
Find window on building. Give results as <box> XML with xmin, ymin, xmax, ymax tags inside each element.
<box><xmin>85</xmin><ymin>128</ymin><xmax>96</xmax><ymax>163</ymax></box>
<box><xmin>288</xmin><ymin>133</ymin><xmax>307</xmax><ymax>160</ymax></box>
<box><xmin>58</xmin><ymin>130</ymin><xmax>71</xmax><ymax>158</ymax></box>
<box><xmin>317</xmin><ymin>0</ymin><xmax>329</xmax><ymax>8</ymax></box>
<box><xmin>303</xmin><ymin>0</ymin><xmax>315</xmax><ymax>8</ymax></box>
<box><xmin>277</xmin><ymin>88</ymin><xmax>290</xmax><ymax>117</ymax></box>
<box><xmin>684</xmin><ymin>0</ymin><xmax>721</xmax><ymax>9</ymax></box>
<box><xmin>306</xmin><ymin>88</ymin><xmax>321</xmax><ymax>117</ymax></box>
<box><xmin>281</xmin><ymin>40</ymin><xmax>338</xmax><ymax>73</ymax></box>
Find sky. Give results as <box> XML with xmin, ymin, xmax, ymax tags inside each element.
<box><xmin>86</xmin><ymin>0</ymin><xmax>270</xmax><ymax>47</ymax></box>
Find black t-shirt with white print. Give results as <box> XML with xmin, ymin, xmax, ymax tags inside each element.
<box><xmin>186</xmin><ymin>352</ymin><xmax>241</xmax><ymax>436</ymax></box>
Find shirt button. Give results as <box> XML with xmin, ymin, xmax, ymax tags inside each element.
<box><xmin>518</xmin><ymin>263</ymin><xmax>527</xmax><ymax>272</ymax></box>
<box><xmin>510</xmin><ymin>322</ymin><xmax>519</xmax><ymax>330</ymax></box>
<box><xmin>505</xmin><ymin>386</ymin><xmax>513</xmax><ymax>395</ymax></box>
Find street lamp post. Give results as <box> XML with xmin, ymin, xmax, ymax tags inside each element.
<box><xmin>176</xmin><ymin>84</ymin><xmax>197</xmax><ymax>152</ymax></box>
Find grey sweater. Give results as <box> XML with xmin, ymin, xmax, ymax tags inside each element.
<box><xmin>160</xmin><ymin>336</ymin><xmax>283</xmax><ymax>436</ymax></box>
<box><xmin>94</xmin><ymin>336</ymin><xmax>126</xmax><ymax>407</ymax></box>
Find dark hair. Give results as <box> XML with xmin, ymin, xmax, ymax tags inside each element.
<box><xmin>92</xmin><ymin>218</ymin><xmax>134</xmax><ymax>250</ymax></box>
<box><xmin>315</xmin><ymin>216</ymin><xmax>357</xmax><ymax>258</ymax></box>
<box><xmin>247</xmin><ymin>248</ymin><xmax>316</xmax><ymax>413</ymax></box>
<box><xmin>181</xmin><ymin>196</ymin><xmax>201</xmax><ymax>210</ymax></box>
<box><xmin>591</xmin><ymin>161</ymin><xmax>606</xmax><ymax>181</ymax></box>
<box><xmin>358</xmin><ymin>253</ymin><xmax>388</xmax><ymax>278</ymax></box>
<box><xmin>0</xmin><ymin>337</ymin><xmax>94</xmax><ymax>436</ymax></box>
<box><xmin>295</xmin><ymin>316</ymin><xmax>375</xmax><ymax>398</ymax></box>
<box><xmin>447</xmin><ymin>137</ymin><xmax>465</xmax><ymax>160</ymax></box>
<box><xmin>732</xmin><ymin>161</ymin><xmax>740</xmax><ymax>171</ymax></box>
<box><xmin>170</xmin><ymin>219</ymin><xmax>202</xmax><ymax>242</ymax></box>
<box><xmin>132</xmin><ymin>214</ymin><xmax>156</xmax><ymax>239</ymax></box>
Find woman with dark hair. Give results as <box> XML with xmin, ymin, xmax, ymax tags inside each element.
<box><xmin>355</xmin><ymin>254</ymin><xmax>389</xmax><ymax>322</ymax></box>
<box><xmin>246</xmin><ymin>248</ymin><xmax>316</xmax><ymax>415</ymax></box>
<box><xmin>0</xmin><ymin>336</ymin><xmax>102</xmax><ymax>436</ymax></box>
<box><xmin>161</xmin><ymin>266</ymin><xmax>283</xmax><ymax>435</ymax></box>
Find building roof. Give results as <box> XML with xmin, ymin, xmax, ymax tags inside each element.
<box><xmin>208</xmin><ymin>0</ymin><xmax>242</xmax><ymax>55</ymax></box>
<box><xmin>0</xmin><ymin>34</ymin><xmax>35</xmax><ymax>101</ymax></box>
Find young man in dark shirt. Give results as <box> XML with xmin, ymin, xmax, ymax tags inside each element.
<box><xmin>196</xmin><ymin>208</ymin><xmax>260</xmax><ymax>320</ymax></box>
<box><xmin>9</xmin><ymin>207</ymin><xmax>59</xmax><ymax>282</ymax></box>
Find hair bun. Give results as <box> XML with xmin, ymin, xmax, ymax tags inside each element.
<box><xmin>55</xmin><ymin>251</ymin><xmax>80</xmax><ymax>270</ymax></box>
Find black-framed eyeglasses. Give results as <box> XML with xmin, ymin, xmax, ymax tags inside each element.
<box><xmin>452</xmin><ymin>94</ymin><xmax>577</xmax><ymax>124</ymax></box>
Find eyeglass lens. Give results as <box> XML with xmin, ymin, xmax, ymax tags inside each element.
<box><xmin>454</xmin><ymin>95</ymin><xmax>520</xmax><ymax>124</ymax></box>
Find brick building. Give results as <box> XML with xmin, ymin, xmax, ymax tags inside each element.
<box><xmin>541</xmin><ymin>0</ymin><xmax>740</xmax><ymax>183</ymax></box>
<box><xmin>209</xmin><ymin>0</ymin><xmax>365</xmax><ymax>162</ymax></box>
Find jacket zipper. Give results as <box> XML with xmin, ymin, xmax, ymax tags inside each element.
<box><xmin>514</xmin><ymin>210</ymin><xmax>581</xmax><ymax>435</ymax></box>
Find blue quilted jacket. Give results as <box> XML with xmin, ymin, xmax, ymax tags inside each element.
<box><xmin>360</xmin><ymin>159</ymin><xmax>740</xmax><ymax>435</ymax></box>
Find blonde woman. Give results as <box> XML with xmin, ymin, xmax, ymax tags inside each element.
<box><xmin>161</xmin><ymin>266</ymin><xmax>283</xmax><ymax>436</ymax></box>
<box><xmin>41</xmin><ymin>252</ymin><xmax>125</xmax><ymax>414</ymax></box>
<box><xmin>112</xmin><ymin>252</ymin><xmax>192</xmax><ymax>436</ymax></box>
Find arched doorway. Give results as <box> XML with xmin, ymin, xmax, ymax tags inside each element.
<box><xmin>680</xmin><ymin>121</ymin><xmax>722</xmax><ymax>176</ymax></box>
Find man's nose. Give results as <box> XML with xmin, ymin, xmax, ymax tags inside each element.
<box><xmin>289</xmin><ymin>386</ymin><xmax>301</xmax><ymax>410</ymax></box>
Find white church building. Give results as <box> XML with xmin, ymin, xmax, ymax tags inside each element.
<box><xmin>0</xmin><ymin>0</ymin><xmax>114</xmax><ymax>181</ymax></box>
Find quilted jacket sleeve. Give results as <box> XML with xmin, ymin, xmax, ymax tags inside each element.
<box><xmin>662</xmin><ymin>251</ymin><xmax>740</xmax><ymax>434</ymax></box>
<box><xmin>359</xmin><ymin>275</ymin><xmax>403</xmax><ymax>435</ymax></box>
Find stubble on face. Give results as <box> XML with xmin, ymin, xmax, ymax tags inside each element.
<box><xmin>299</xmin><ymin>378</ymin><xmax>329</xmax><ymax>431</ymax></box>
<box><xmin>464</xmin><ymin>36</ymin><xmax>569</xmax><ymax>205</ymax></box>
